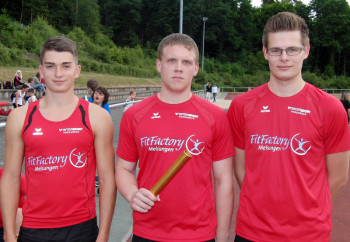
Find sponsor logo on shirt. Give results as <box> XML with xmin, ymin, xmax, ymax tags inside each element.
<box><xmin>288</xmin><ymin>106</ymin><xmax>311</xmax><ymax>116</ymax></box>
<box><xmin>140</xmin><ymin>134</ymin><xmax>205</xmax><ymax>155</ymax></box>
<box><xmin>175</xmin><ymin>112</ymin><xmax>199</xmax><ymax>119</ymax></box>
<box><xmin>185</xmin><ymin>134</ymin><xmax>205</xmax><ymax>155</ymax></box>
<box><xmin>151</xmin><ymin>112</ymin><xmax>161</xmax><ymax>119</ymax></box>
<box><xmin>33</xmin><ymin>128</ymin><xmax>43</xmax><ymax>136</ymax></box>
<box><xmin>27</xmin><ymin>148</ymin><xmax>87</xmax><ymax>172</ymax></box>
<box><xmin>251</xmin><ymin>133</ymin><xmax>311</xmax><ymax>155</ymax></box>
<box><xmin>58</xmin><ymin>127</ymin><xmax>83</xmax><ymax>134</ymax></box>
<box><xmin>261</xmin><ymin>106</ymin><xmax>271</xmax><ymax>113</ymax></box>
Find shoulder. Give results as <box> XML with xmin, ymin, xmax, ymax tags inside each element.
<box><xmin>305</xmin><ymin>83</ymin><xmax>342</xmax><ymax>107</ymax></box>
<box><xmin>88</xmin><ymin>102</ymin><xmax>113</xmax><ymax>133</ymax></box>
<box><xmin>6</xmin><ymin>105</ymin><xmax>29</xmax><ymax>134</ymax></box>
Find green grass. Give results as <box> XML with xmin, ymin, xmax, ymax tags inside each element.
<box><xmin>0</xmin><ymin>67</ymin><xmax>161</xmax><ymax>87</ymax></box>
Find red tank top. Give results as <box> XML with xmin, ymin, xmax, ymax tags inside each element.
<box><xmin>22</xmin><ymin>98</ymin><xmax>96</xmax><ymax>228</ymax></box>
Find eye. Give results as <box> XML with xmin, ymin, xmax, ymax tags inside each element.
<box><xmin>63</xmin><ymin>64</ymin><xmax>71</xmax><ymax>69</ymax></box>
<box><xmin>269</xmin><ymin>48</ymin><xmax>281</xmax><ymax>54</ymax></box>
<box><xmin>168</xmin><ymin>59</ymin><xmax>176</xmax><ymax>63</ymax></box>
<box><xmin>183</xmin><ymin>60</ymin><xmax>191</xmax><ymax>65</ymax></box>
<box><xmin>287</xmin><ymin>47</ymin><xmax>298</xmax><ymax>52</ymax></box>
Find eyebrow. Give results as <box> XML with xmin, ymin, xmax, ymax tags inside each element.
<box><xmin>44</xmin><ymin>62</ymin><xmax>73</xmax><ymax>65</ymax></box>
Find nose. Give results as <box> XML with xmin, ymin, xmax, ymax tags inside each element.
<box><xmin>280</xmin><ymin>50</ymin><xmax>288</xmax><ymax>60</ymax></box>
<box><xmin>55</xmin><ymin>66</ymin><xmax>63</xmax><ymax>77</ymax></box>
<box><xmin>175</xmin><ymin>62</ymin><xmax>183</xmax><ymax>72</ymax></box>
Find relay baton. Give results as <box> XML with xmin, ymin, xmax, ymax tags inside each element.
<box><xmin>150</xmin><ymin>150</ymin><xmax>192</xmax><ymax>196</ymax></box>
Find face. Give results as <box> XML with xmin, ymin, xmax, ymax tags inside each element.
<box><xmin>263</xmin><ymin>30</ymin><xmax>309</xmax><ymax>83</ymax></box>
<box><xmin>93</xmin><ymin>91</ymin><xmax>105</xmax><ymax>106</ymax></box>
<box><xmin>39</xmin><ymin>50</ymin><xmax>81</xmax><ymax>93</ymax></box>
<box><xmin>156</xmin><ymin>44</ymin><xmax>199</xmax><ymax>94</ymax></box>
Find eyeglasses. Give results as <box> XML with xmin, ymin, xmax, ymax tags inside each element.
<box><xmin>267</xmin><ymin>46</ymin><xmax>305</xmax><ymax>56</ymax></box>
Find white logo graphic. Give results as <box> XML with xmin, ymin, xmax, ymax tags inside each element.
<box><xmin>288</xmin><ymin>106</ymin><xmax>311</xmax><ymax>116</ymax></box>
<box><xmin>69</xmin><ymin>148</ymin><xmax>87</xmax><ymax>168</ymax></box>
<box><xmin>151</xmin><ymin>112</ymin><xmax>161</xmax><ymax>119</ymax></box>
<box><xmin>33</xmin><ymin>128</ymin><xmax>43</xmax><ymax>136</ymax></box>
<box><xmin>185</xmin><ymin>135</ymin><xmax>205</xmax><ymax>155</ymax></box>
<box><xmin>175</xmin><ymin>112</ymin><xmax>199</xmax><ymax>120</ymax></box>
<box><xmin>290</xmin><ymin>133</ymin><xmax>311</xmax><ymax>155</ymax></box>
<box><xmin>59</xmin><ymin>127</ymin><xmax>83</xmax><ymax>134</ymax></box>
<box><xmin>261</xmin><ymin>106</ymin><xmax>270</xmax><ymax>113</ymax></box>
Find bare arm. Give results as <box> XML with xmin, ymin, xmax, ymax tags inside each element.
<box><xmin>0</xmin><ymin>107</ymin><xmax>27</xmax><ymax>242</ymax></box>
<box><xmin>213</xmin><ymin>157</ymin><xmax>234</xmax><ymax>242</ymax></box>
<box><xmin>326</xmin><ymin>151</ymin><xmax>350</xmax><ymax>200</ymax></box>
<box><xmin>14</xmin><ymin>91</ymin><xmax>19</xmax><ymax>107</ymax></box>
<box><xmin>90</xmin><ymin>105</ymin><xmax>116</xmax><ymax>242</ymax></box>
<box><xmin>115</xmin><ymin>158</ymin><xmax>158</xmax><ymax>213</ymax></box>
<box><xmin>234</xmin><ymin>148</ymin><xmax>245</xmax><ymax>188</ymax></box>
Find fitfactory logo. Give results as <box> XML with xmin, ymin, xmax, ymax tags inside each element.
<box><xmin>290</xmin><ymin>133</ymin><xmax>311</xmax><ymax>155</ymax></box>
<box><xmin>185</xmin><ymin>134</ymin><xmax>205</xmax><ymax>156</ymax></box>
<box><xmin>69</xmin><ymin>148</ymin><xmax>87</xmax><ymax>168</ymax></box>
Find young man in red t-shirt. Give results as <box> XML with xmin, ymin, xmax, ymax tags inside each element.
<box><xmin>227</xmin><ymin>12</ymin><xmax>350</xmax><ymax>242</ymax></box>
<box><xmin>116</xmin><ymin>33</ymin><xmax>235</xmax><ymax>241</ymax></box>
<box><xmin>0</xmin><ymin>36</ymin><xmax>116</xmax><ymax>242</ymax></box>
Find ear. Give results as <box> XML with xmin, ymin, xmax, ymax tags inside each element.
<box><xmin>74</xmin><ymin>65</ymin><xmax>81</xmax><ymax>79</ymax></box>
<box><xmin>156</xmin><ymin>59</ymin><xmax>162</xmax><ymax>73</ymax></box>
<box><xmin>193</xmin><ymin>63</ymin><xmax>199</xmax><ymax>76</ymax></box>
<box><xmin>303</xmin><ymin>44</ymin><xmax>310</xmax><ymax>60</ymax></box>
<box><xmin>39</xmin><ymin>65</ymin><xmax>44</xmax><ymax>79</ymax></box>
<box><xmin>263</xmin><ymin>46</ymin><xmax>269</xmax><ymax>61</ymax></box>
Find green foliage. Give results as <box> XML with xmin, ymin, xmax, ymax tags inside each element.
<box><xmin>24</xmin><ymin>17</ymin><xmax>58</xmax><ymax>54</ymax></box>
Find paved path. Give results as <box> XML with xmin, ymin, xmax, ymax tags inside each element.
<box><xmin>0</xmin><ymin>93</ymin><xmax>349</xmax><ymax>241</ymax></box>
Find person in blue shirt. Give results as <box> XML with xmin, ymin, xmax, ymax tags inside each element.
<box><xmin>86</xmin><ymin>79</ymin><xmax>111</xmax><ymax>114</ymax></box>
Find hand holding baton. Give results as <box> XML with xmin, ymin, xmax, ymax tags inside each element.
<box><xmin>150</xmin><ymin>150</ymin><xmax>192</xmax><ymax>196</ymax></box>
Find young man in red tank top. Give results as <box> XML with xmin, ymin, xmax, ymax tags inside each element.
<box><xmin>0</xmin><ymin>36</ymin><xmax>116</xmax><ymax>242</ymax></box>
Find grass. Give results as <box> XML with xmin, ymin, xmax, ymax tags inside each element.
<box><xmin>0</xmin><ymin>66</ymin><xmax>161</xmax><ymax>87</ymax></box>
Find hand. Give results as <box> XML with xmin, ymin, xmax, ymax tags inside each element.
<box><xmin>130</xmin><ymin>188</ymin><xmax>160</xmax><ymax>213</ymax></box>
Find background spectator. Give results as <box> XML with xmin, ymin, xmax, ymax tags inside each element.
<box><xmin>14</xmin><ymin>70</ymin><xmax>24</xmax><ymax>88</ymax></box>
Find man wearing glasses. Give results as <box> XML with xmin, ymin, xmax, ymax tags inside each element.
<box><xmin>227</xmin><ymin>12</ymin><xmax>350</xmax><ymax>241</ymax></box>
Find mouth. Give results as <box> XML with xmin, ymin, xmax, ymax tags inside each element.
<box><xmin>278</xmin><ymin>66</ymin><xmax>291</xmax><ymax>71</ymax></box>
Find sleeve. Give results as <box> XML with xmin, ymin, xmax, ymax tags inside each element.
<box><xmin>212</xmin><ymin>109</ymin><xmax>235</xmax><ymax>162</ymax></box>
<box><xmin>323</xmin><ymin>98</ymin><xmax>350</xmax><ymax>154</ymax></box>
<box><xmin>116</xmin><ymin>112</ymin><xmax>139</xmax><ymax>162</ymax></box>
<box><xmin>102</xmin><ymin>102</ymin><xmax>111</xmax><ymax>114</ymax></box>
<box><xmin>227</xmin><ymin>98</ymin><xmax>246</xmax><ymax>150</ymax></box>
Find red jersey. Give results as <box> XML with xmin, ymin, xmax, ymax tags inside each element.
<box><xmin>0</xmin><ymin>168</ymin><xmax>26</xmax><ymax>227</ymax></box>
<box><xmin>21</xmin><ymin>98</ymin><xmax>96</xmax><ymax>228</ymax></box>
<box><xmin>117</xmin><ymin>94</ymin><xmax>235</xmax><ymax>241</ymax></box>
<box><xmin>227</xmin><ymin>83</ymin><xmax>350</xmax><ymax>241</ymax></box>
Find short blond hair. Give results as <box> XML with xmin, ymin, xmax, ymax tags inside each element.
<box><xmin>157</xmin><ymin>33</ymin><xmax>199</xmax><ymax>63</ymax></box>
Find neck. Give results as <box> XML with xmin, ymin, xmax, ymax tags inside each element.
<box><xmin>268</xmin><ymin>77</ymin><xmax>305</xmax><ymax>97</ymax></box>
<box><xmin>158</xmin><ymin>90</ymin><xmax>192</xmax><ymax>104</ymax></box>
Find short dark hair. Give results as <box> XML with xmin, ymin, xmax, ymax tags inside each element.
<box><xmin>95</xmin><ymin>86</ymin><xmax>109</xmax><ymax>106</ymax></box>
<box><xmin>27</xmin><ymin>77</ymin><xmax>34</xmax><ymax>83</ymax></box>
<box><xmin>262</xmin><ymin>12</ymin><xmax>309</xmax><ymax>47</ymax></box>
<box><xmin>27</xmin><ymin>88</ymin><xmax>35</xmax><ymax>93</ymax></box>
<box><xmin>22</xmin><ymin>84</ymin><xmax>29</xmax><ymax>89</ymax></box>
<box><xmin>87</xmin><ymin>79</ymin><xmax>99</xmax><ymax>91</ymax></box>
<box><xmin>157</xmin><ymin>33</ymin><xmax>199</xmax><ymax>63</ymax></box>
<box><xmin>40</xmin><ymin>36</ymin><xmax>78</xmax><ymax>64</ymax></box>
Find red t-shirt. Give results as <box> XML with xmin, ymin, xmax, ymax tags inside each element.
<box><xmin>0</xmin><ymin>168</ymin><xmax>26</xmax><ymax>227</ymax></box>
<box><xmin>21</xmin><ymin>98</ymin><xmax>96</xmax><ymax>228</ymax></box>
<box><xmin>227</xmin><ymin>83</ymin><xmax>350</xmax><ymax>242</ymax></box>
<box><xmin>117</xmin><ymin>94</ymin><xmax>235</xmax><ymax>241</ymax></box>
